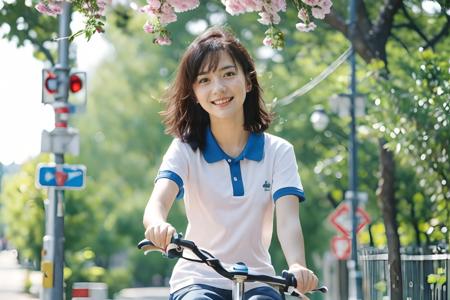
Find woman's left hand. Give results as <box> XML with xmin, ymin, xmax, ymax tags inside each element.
<box><xmin>288</xmin><ymin>263</ymin><xmax>318</xmax><ymax>295</ymax></box>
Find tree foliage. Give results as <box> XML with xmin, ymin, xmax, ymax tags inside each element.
<box><xmin>366</xmin><ymin>48</ymin><xmax>449</xmax><ymax>246</ymax></box>
<box><xmin>0</xmin><ymin>0</ymin><xmax>58</xmax><ymax>64</ymax></box>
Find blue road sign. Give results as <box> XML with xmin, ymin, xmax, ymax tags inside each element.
<box><xmin>36</xmin><ymin>164</ymin><xmax>86</xmax><ymax>189</ymax></box>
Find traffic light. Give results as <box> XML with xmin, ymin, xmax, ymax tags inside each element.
<box><xmin>70</xmin><ymin>73</ymin><xmax>83</xmax><ymax>93</ymax></box>
<box><xmin>42</xmin><ymin>68</ymin><xmax>87</xmax><ymax>109</ymax></box>
<box><xmin>68</xmin><ymin>71</ymin><xmax>87</xmax><ymax>110</ymax></box>
<box><xmin>44</xmin><ymin>70</ymin><xmax>58</xmax><ymax>95</ymax></box>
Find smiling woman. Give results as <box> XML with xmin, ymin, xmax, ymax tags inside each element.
<box><xmin>142</xmin><ymin>26</ymin><xmax>319</xmax><ymax>300</ymax></box>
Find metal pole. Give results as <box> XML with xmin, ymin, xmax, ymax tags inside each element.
<box><xmin>348</xmin><ymin>0</ymin><xmax>363</xmax><ymax>298</ymax></box>
<box><xmin>43</xmin><ymin>3</ymin><xmax>71</xmax><ymax>300</ymax></box>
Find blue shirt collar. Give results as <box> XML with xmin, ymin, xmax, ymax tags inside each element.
<box><xmin>203</xmin><ymin>127</ymin><xmax>264</xmax><ymax>163</ymax></box>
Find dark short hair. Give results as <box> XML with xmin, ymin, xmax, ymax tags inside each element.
<box><xmin>161</xmin><ymin>26</ymin><xmax>273</xmax><ymax>150</ymax></box>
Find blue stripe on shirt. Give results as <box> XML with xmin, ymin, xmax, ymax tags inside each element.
<box><xmin>155</xmin><ymin>170</ymin><xmax>184</xmax><ymax>200</ymax></box>
<box><xmin>273</xmin><ymin>187</ymin><xmax>305</xmax><ymax>202</ymax></box>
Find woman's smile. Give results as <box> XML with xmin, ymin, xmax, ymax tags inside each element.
<box><xmin>211</xmin><ymin>96</ymin><xmax>234</xmax><ymax>106</ymax></box>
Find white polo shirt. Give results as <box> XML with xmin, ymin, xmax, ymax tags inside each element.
<box><xmin>156</xmin><ymin>127</ymin><xmax>305</xmax><ymax>293</ymax></box>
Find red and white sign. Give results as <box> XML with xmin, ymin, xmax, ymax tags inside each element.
<box><xmin>328</xmin><ymin>202</ymin><xmax>370</xmax><ymax>236</ymax></box>
<box><xmin>331</xmin><ymin>236</ymin><xmax>351</xmax><ymax>260</ymax></box>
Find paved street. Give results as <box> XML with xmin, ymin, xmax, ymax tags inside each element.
<box><xmin>0</xmin><ymin>250</ymin><xmax>40</xmax><ymax>300</ymax></box>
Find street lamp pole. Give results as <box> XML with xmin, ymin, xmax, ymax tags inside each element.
<box><xmin>348</xmin><ymin>0</ymin><xmax>363</xmax><ymax>298</ymax></box>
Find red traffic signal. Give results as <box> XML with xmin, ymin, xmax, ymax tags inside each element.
<box><xmin>42</xmin><ymin>69</ymin><xmax>87</xmax><ymax>106</ymax></box>
<box><xmin>70</xmin><ymin>74</ymin><xmax>83</xmax><ymax>93</ymax></box>
<box><xmin>44</xmin><ymin>71</ymin><xmax>58</xmax><ymax>94</ymax></box>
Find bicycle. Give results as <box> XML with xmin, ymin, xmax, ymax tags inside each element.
<box><xmin>138</xmin><ymin>233</ymin><xmax>327</xmax><ymax>300</ymax></box>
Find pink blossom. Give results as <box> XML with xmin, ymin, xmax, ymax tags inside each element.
<box><xmin>139</xmin><ymin>0</ymin><xmax>160</xmax><ymax>15</ymax></box>
<box><xmin>257</xmin><ymin>11</ymin><xmax>280</xmax><ymax>25</ymax></box>
<box><xmin>35</xmin><ymin>1</ymin><xmax>62</xmax><ymax>16</ymax></box>
<box><xmin>302</xmin><ymin>0</ymin><xmax>321</xmax><ymax>6</ymax></box>
<box><xmin>167</xmin><ymin>0</ymin><xmax>200</xmax><ymax>13</ymax></box>
<box><xmin>222</xmin><ymin>0</ymin><xmax>247</xmax><ymax>15</ymax></box>
<box><xmin>241</xmin><ymin>0</ymin><xmax>264</xmax><ymax>11</ymax></box>
<box><xmin>271</xmin><ymin>11</ymin><xmax>281</xmax><ymax>24</ymax></box>
<box><xmin>263</xmin><ymin>36</ymin><xmax>273</xmax><ymax>47</ymax></box>
<box><xmin>311</xmin><ymin>0</ymin><xmax>331</xmax><ymax>19</ymax></box>
<box><xmin>96</xmin><ymin>0</ymin><xmax>110</xmax><ymax>16</ymax></box>
<box><xmin>143</xmin><ymin>21</ymin><xmax>155</xmax><ymax>33</ymax></box>
<box><xmin>257</xmin><ymin>12</ymin><xmax>270</xmax><ymax>25</ymax></box>
<box><xmin>140</xmin><ymin>5</ymin><xmax>157</xmax><ymax>16</ymax></box>
<box><xmin>319</xmin><ymin>0</ymin><xmax>333</xmax><ymax>9</ymax></box>
<box><xmin>296</xmin><ymin>21</ymin><xmax>317</xmax><ymax>32</ymax></box>
<box><xmin>154</xmin><ymin>35</ymin><xmax>172</xmax><ymax>45</ymax></box>
<box><xmin>270</xmin><ymin>0</ymin><xmax>286</xmax><ymax>12</ymax></box>
<box><xmin>297</xmin><ymin>8</ymin><xmax>309</xmax><ymax>22</ymax></box>
<box><xmin>312</xmin><ymin>6</ymin><xmax>327</xmax><ymax>19</ymax></box>
<box><xmin>159</xmin><ymin>3</ymin><xmax>177</xmax><ymax>25</ymax></box>
<box><xmin>147</xmin><ymin>0</ymin><xmax>161</xmax><ymax>9</ymax></box>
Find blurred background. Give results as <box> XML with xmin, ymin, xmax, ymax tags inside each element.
<box><xmin>0</xmin><ymin>0</ymin><xmax>448</xmax><ymax>299</ymax></box>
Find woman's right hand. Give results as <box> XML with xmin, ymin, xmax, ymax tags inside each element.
<box><xmin>144</xmin><ymin>222</ymin><xmax>176</xmax><ymax>251</ymax></box>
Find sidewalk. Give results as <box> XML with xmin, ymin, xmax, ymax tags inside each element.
<box><xmin>0</xmin><ymin>249</ymin><xmax>40</xmax><ymax>300</ymax></box>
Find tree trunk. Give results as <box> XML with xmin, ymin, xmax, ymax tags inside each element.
<box><xmin>377</xmin><ymin>139</ymin><xmax>402</xmax><ymax>299</ymax></box>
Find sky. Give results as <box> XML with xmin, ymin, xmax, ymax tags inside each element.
<box><xmin>0</xmin><ymin>17</ymin><xmax>111</xmax><ymax>166</ymax></box>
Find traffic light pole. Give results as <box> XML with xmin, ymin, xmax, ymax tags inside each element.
<box><xmin>348</xmin><ymin>0</ymin><xmax>363</xmax><ymax>298</ymax></box>
<box><xmin>42</xmin><ymin>3</ymin><xmax>72</xmax><ymax>300</ymax></box>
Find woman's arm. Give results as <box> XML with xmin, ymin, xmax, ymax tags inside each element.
<box><xmin>143</xmin><ymin>178</ymin><xmax>179</xmax><ymax>250</ymax></box>
<box><xmin>276</xmin><ymin>195</ymin><xmax>318</xmax><ymax>294</ymax></box>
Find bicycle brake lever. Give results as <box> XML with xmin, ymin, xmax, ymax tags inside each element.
<box><xmin>166</xmin><ymin>243</ymin><xmax>183</xmax><ymax>258</ymax></box>
<box><xmin>311</xmin><ymin>286</ymin><xmax>328</xmax><ymax>293</ymax></box>
<box><xmin>286</xmin><ymin>285</ymin><xmax>328</xmax><ymax>298</ymax></box>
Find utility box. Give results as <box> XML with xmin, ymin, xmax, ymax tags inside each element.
<box><xmin>72</xmin><ymin>282</ymin><xmax>108</xmax><ymax>300</ymax></box>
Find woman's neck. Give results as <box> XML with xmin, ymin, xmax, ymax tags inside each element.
<box><xmin>210</xmin><ymin>121</ymin><xmax>249</xmax><ymax>158</ymax></box>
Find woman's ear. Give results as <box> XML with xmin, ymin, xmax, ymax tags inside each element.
<box><xmin>246</xmin><ymin>77</ymin><xmax>252</xmax><ymax>93</ymax></box>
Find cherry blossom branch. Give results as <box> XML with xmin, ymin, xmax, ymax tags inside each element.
<box><xmin>35</xmin><ymin>0</ymin><xmax>333</xmax><ymax>48</ymax></box>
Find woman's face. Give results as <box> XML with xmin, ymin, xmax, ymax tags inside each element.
<box><xmin>192</xmin><ymin>51</ymin><xmax>250</xmax><ymax>124</ymax></box>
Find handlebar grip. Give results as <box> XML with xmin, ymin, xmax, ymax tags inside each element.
<box><xmin>137</xmin><ymin>236</ymin><xmax>184</xmax><ymax>258</ymax></box>
<box><xmin>281</xmin><ymin>270</ymin><xmax>297</xmax><ymax>289</ymax></box>
<box><xmin>281</xmin><ymin>270</ymin><xmax>328</xmax><ymax>294</ymax></box>
<box><xmin>137</xmin><ymin>239</ymin><xmax>162</xmax><ymax>253</ymax></box>
<box><xmin>137</xmin><ymin>239</ymin><xmax>153</xmax><ymax>249</ymax></box>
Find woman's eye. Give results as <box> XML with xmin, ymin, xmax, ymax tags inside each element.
<box><xmin>224</xmin><ymin>71</ymin><xmax>236</xmax><ymax>77</ymax></box>
<box><xmin>198</xmin><ymin>77</ymin><xmax>209</xmax><ymax>84</ymax></box>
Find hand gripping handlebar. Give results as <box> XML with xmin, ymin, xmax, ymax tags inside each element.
<box><xmin>138</xmin><ymin>234</ymin><xmax>328</xmax><ymax>296</ymax></box>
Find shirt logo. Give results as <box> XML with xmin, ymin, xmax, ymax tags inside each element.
<box><xmin>263</xmin><ymin>180</ymin><xmax>271</xmax><ymax>191</ymax></box>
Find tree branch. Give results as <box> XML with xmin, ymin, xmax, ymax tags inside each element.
<box><xmin>401</xmin><ymin>4</ymin><xmax>430</xmax><ymax>46</ymax></box>
<box><xmin>326</xmin><ymin>191</ymin><xmax>339</xmax><ymax>208</ymax></box>
<box><xmin>372</xmin><ymin>0</ymin><xmax>404</xmax><ymax>45</ymax></box>
<box><xmin>356</xmin><ymin>0</ymin><xmax>372</xmax><ymax>33</ymax></box>
<box><xmin>28</xmin><ymin>34</ymin><xmax>55</xmax><ymax>66</ymax></box>
<box><xmin>425</xmin><ymin>14</ymin><xmax>450</xmax><ymax>49</ymax></box>
<box><xmin>390</xmin><ymin>33</ymin><xmax>410</xmax><ymax>54</ymax></box>
<box><xmin>324</xmin><ymin>10</ymin><xmax>348</xmax><ymax>36</ymax></box>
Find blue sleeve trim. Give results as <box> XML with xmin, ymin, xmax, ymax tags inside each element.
<box><xmin>273</xmin><ymin>187</ymin><xmax>305</xmax><ymax>202</ymax></box>
<box><xmin>155</xmin><ymin>170</ymin><xmax>184</xmax><ymax>200</ymax></box>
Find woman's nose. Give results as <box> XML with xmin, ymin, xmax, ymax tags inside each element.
<box><xmin>211</xmin><ymin>79</ymin><xmax>226</xmax><ymax>94</ymax></box>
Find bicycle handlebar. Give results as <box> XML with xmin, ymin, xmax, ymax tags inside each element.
<box><xmin>137</xmin><ymin>234</ymin><xmax>328</xmax><ymax>295</ymax></box>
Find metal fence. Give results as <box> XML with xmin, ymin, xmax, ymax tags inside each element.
<box><xmin>359</xmin><ymin>247</ymin><xmax>449</xmax><ymax>300</ymax></box>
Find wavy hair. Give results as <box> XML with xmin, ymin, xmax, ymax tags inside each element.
<box><xmin>161</xmin><ymin>26</ymin><xmax>273</xmax><ymax>151</ymax></box>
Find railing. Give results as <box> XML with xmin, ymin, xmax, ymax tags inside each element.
<box><xmin>359</xmin><ymin>247</ymin><xmax>449</xmax><ymax>300</ymax></box>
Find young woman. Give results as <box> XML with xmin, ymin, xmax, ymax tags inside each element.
<box><xmin>143</xmin><ymin>27</ymin><xmax>318</xmax><ymax>300</ymax></box>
